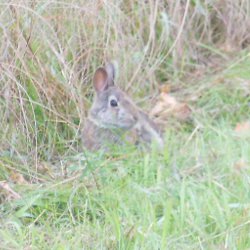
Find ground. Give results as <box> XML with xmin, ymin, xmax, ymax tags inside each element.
<box><xmin>0</xmin><ymin>1</ymin><xmax>250</xmax><ymax>249</ymax></box>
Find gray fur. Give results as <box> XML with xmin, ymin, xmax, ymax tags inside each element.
<box><xmin>82</xmin><ymin>63</ymin><xmax>164</xmax><ymax>151</ymax></box>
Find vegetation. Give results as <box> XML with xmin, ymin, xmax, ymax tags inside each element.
<box><xmin>0</xmin><ymin>1</ymin><xmax>249</xmax><ymax>249</ymax></box>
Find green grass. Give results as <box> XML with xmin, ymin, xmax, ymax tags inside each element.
<box><xmin>1</xmin><ymin>61</ymin><xmax>249</xmax><ymax>249</ymax></box>
<box><xmin>1</xmin><ymin>130</ymin><xmax>249</xmax><ymax>249</ymax></box>
<box><xmin>0</xmin><ymin>1</ymin><xmax>250</xmax><ymax>249</ymax></box>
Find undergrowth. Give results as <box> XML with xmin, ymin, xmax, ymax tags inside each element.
<box><xmin>0</xmin><ymin>1</ymin><xmax>249</xmax><ymax>249</ymax></box>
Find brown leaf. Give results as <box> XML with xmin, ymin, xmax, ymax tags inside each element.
<box><xmin>0</xmin><ymin>181</ymin><xmax>21</xmax><ymax>201</ymax></box>
<box><xmin>150</xmin><ymin>92</ymin><xmax>192</xmax><ymax>122</ymax></box>
<box><xmin>235</xmin><ymin>121</ymin><xmax>250</xmax><ymax>134</ymax></box>
<box><xmin>10</xmin><ymin>171</ymin><xmax>28</xmax><ymax>184</ymax></box>
<box><xmin>160</xmin><ymin>84</ymin><xmax>171</xmax><ymax>94</ymax></box>
<box><xmin>173</xmin><ymin>103</ymin><xmax>192</xmax><ymax>121</ymax></box>
<box><xmin>37</xmin><ymin>161</ymin><xmax>52</xmax><ymax>175</ymax></box>
<box><xmin>234</xmin><ymin>159</ymin><xmax>249</xmax><ymax>171</ymax></box>
<box><xmin>219</xmin><ymin>41</ymin><xmax>240</xmax><ymax>53</ymax></box>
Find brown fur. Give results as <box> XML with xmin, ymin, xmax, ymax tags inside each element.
<box><xmin>82</xmin><ymin>62</ymin><xmax>164</xmax><ymax>151</ymax></box>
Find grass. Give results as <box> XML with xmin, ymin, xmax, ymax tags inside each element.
<box><xmin>1</xmin><ymin>133</ymin><xmax>250</xmax><ymax>250</ymax></box>
<box><xmin>0</xmin><ymin>1</ymin><xmax>250</xmax><ymax>249</ymax></box>
<box><xmin>1</xmin><ymin>64</ymin><xmax>249</xmax><ymax>248</ymax></box>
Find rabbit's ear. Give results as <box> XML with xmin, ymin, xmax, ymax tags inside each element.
<box><xmin>105</xmin><ymin>62</ymin><xmax>115</xmax><ymax>86</ymax></box>
<box><xmin>93</xmin><ymin>67</ymin><xmax>109</xmax><ymax>92</ymax></box>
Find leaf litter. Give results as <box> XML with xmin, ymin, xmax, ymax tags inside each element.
<box><xmin>150</xmin><ymin>84</ymin><xmax>192</xmax><ymax>127</ymax></box>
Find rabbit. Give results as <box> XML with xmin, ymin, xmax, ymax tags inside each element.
<box><xmin>82</xmin><ymin>62</ymin><xmax>164</xmax><ymax>151</ymax></box>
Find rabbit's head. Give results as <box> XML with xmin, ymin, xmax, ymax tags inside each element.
<box><xmin>89</xmin><ymin>63</ymin><xmax>138</xmax><ymax>130</ymax></box>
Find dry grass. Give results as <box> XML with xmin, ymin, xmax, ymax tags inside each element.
<box><xmin>0</xmin><ymin>0</ymin><xmax>249</xmax><ymax>163</ymax></box>
<box><xmin>0</xmin><ymin>1</ymin><xmax>250</xmax><ymax>248</ymax></box>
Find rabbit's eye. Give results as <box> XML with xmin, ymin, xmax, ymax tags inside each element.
<box><xmin>110</xmin><ymin>99</ymin><xmax>118</xmax><ymax>107</ymax></box>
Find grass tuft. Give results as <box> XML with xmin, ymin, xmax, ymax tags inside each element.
<box><xmin>0</xmin><ymin>1</ymin><xmax>249</xmax><ymax>249</ymax></box>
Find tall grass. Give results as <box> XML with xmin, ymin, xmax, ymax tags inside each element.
<box><xmin>0</xmin><ymin>1</ymin><xmax>250</xmax><ymax>249</ymax></box>
<box><xmin>0</xmin><ymin>0</ymin><xmax>249</xmax><ymax>162</ymax></box>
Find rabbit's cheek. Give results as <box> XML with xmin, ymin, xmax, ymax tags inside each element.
<box><xmin>118</xmin><ymin>111</ymin><xmax>136</xmax><ymax>128</ymax></box>
<box><xmin>109</xmin><ymin>108</ymin><xmax>118</xmax><ymax>117</ymax></box>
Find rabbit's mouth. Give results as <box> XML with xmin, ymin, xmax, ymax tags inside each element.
<box><xmin>116</xmin><ymin>115</ymin><xmax>137</xmax><ymax>129</ymax></box>
<box><xmin>116</xmin><ymin>121</ymin><xmax>135</xmax><ymax>130</ymax></box>
<box><xmin>89</xmin><ymin>116</ymin><xmax>135</xmax><ymax>130</ymax></box>
<box><xmin>103</xmin><ymin>119</ymin><xmax>135</xmax><ymax>130</ymax></box>
<box><xmin>89</xmin><ymin>115</ymin><xmax>135</xmax><ymax>130</ymax></box>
